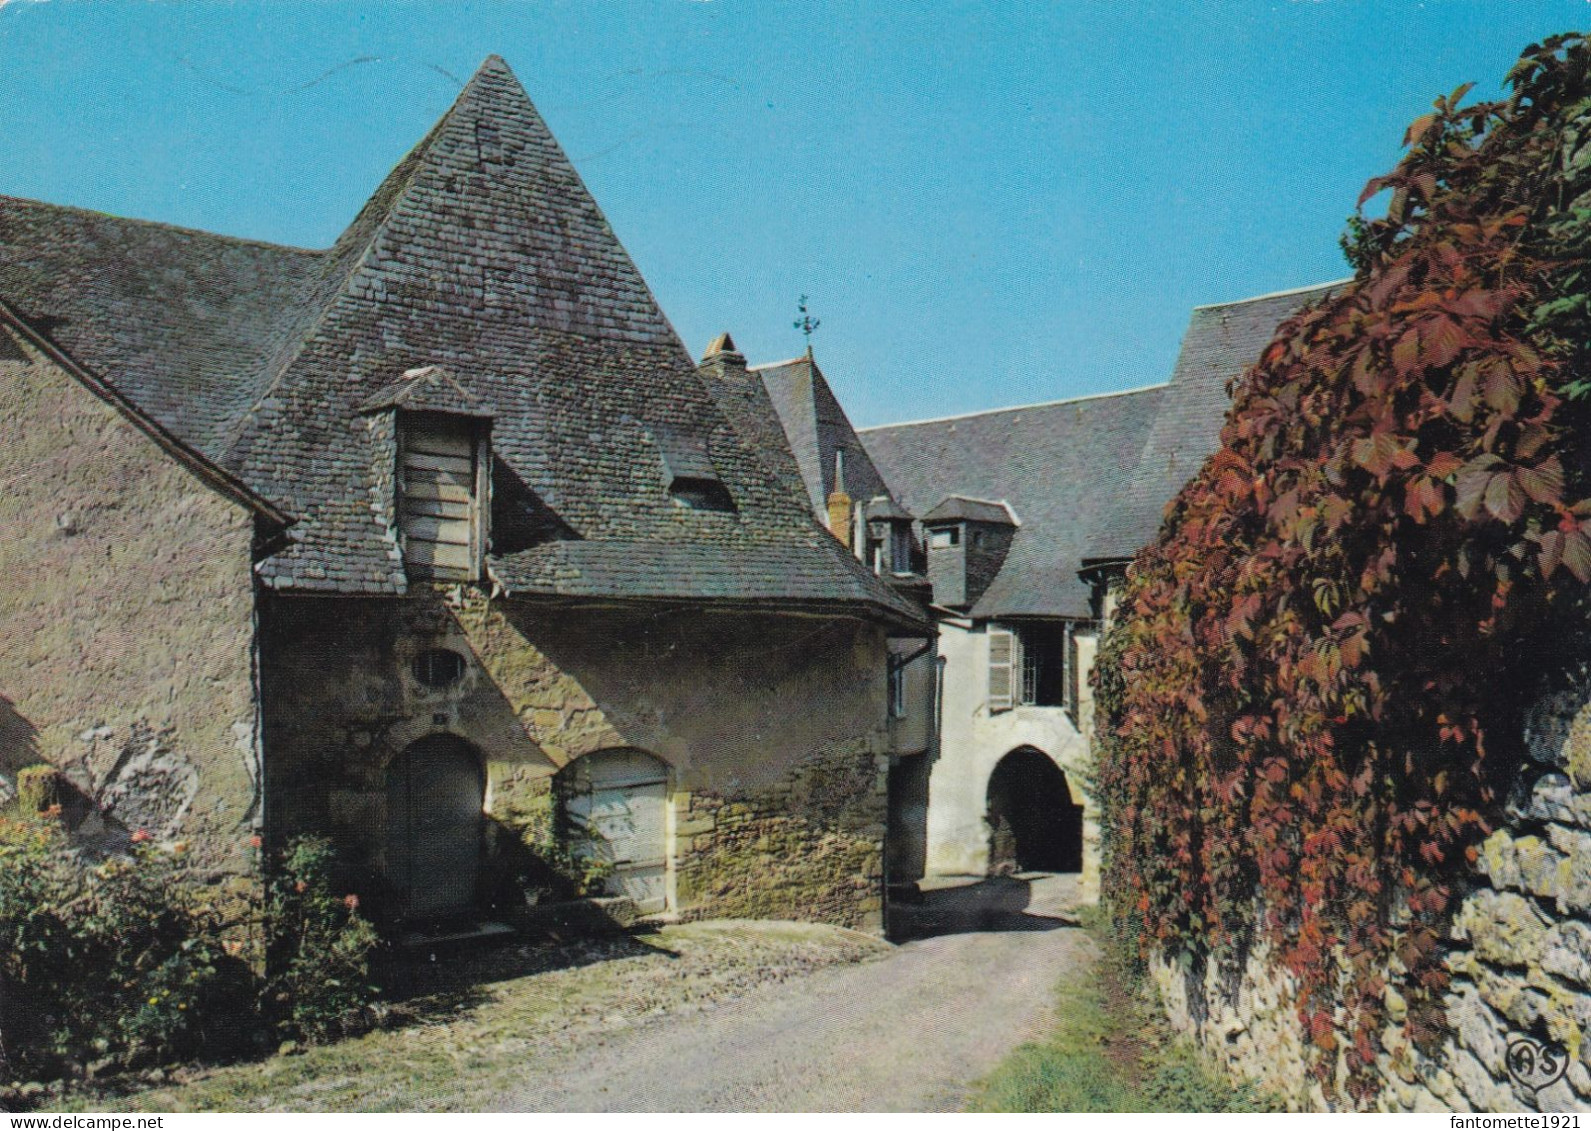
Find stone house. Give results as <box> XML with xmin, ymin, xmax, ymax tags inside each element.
<box><xmin>757</xmin><ymin>281</ymin><xmax>1336</xmax><ymax>901</ymax></box>
<box><xmin>695</xmin><ymin>339</ymin><xmax>937</xmax><ymax>889</ymax></box>
<box><xmin>0</xmin><ymin>56</ymin><xmax>928</xmax><ymax>935</ymax></box>
<box><xmin>860</xmin><ymin>388</ymin><xmax>1164</xmax><ymax>896</ymax></box>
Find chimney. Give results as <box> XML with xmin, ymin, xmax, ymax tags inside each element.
<box><xmin>699</xmin><ymin>331</ymin><xmax>748</xmax><ymax>380</ymax></box>
<box><xmin>826</xmin><ymin>448</ymin><xmax>852</xmax><ymax>549</ymax></box>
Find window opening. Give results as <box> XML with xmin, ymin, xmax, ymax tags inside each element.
<box><xmin>413</xmin><ymin>648</ymin><xmax>467</xmax><ymax>689</ymax></box>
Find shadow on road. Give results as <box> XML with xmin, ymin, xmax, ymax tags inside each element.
<box><xmin>887</xmin><ymin>874</ymin><xmax>1080</xmax><ymax>942</ymax></box>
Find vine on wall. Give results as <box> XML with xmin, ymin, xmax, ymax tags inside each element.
<box><xmin>1095</xmin><ymin>34</ymin><xmax>1591</xmax><ymax>1099</ymax></box>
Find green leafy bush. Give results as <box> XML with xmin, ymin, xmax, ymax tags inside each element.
<box><xmin>0</xmin><ymin>817</ymin><xmax>254</xmax><ymax>1079</ymax></box>
<box><xmin>0</xmin><ymin>819</ymin><xmax>381</xmax><ymax>1085</ymax></box>
<box><xmin>514</xmin><ymin>786</ymin><xmax>614</xmax><ymax>900</ymax></box>
<box><xmin>262</xmin><ymin>836</ymin><xmax>380</xmax><ymax>1043</ymax></box>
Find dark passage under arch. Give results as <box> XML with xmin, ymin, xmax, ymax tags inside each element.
<box><xmin>986</xmin><ymin>746</ymin><xmax>1083</xmax><ymax>874</ymax></box>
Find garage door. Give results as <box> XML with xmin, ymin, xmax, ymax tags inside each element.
<box><xmin>564</xmin><ymin>749</ymin><xmax>668</xmax><ymax>914</ymax></box>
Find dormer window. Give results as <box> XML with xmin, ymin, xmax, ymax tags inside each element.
<box><xmin>863</xmin><ymin>495</ymin><xmax>915</xmax><ymax>576</ymax></box>
<box><xmin>399</xmin><ymin>412</ymin><xmax>490</xmax><ymax>580</ymax></box>
<box><xmin>652</xmin><ymin>423</ymin><xmax>735</xmax><ymax>514</ymax></box>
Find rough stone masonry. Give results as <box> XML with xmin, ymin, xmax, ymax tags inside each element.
<box><xmin>1156</xmin><ymin>674</ymin><xmax>1591</xmax><ymax>1112</ymax></box>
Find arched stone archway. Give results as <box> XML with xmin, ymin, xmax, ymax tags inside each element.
<box><xmin>385</xmin><ymin>733</ymin><xmax>485</xmax><ymax>919</ymax></box>
<box><xmin>985</xmin><ymin>746</ymin><xmax>1083</xmax><ymax>874</ymax></box>
<box><xmin>558</xmin><ymin>748</ymin><xmax>670</xmax><ymax>914</ymax></box>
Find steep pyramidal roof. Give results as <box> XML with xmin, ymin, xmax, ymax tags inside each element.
<box><xmin>1085</xmin><ymin>281</ymin><xmax>1345</xmax><ymax>565</ymax></box>
<box><xmin>863</xmin><ymin>386</ymin><xmax>1164</xmax><ymax>619</ymax></box>
<box><xmin>0</xmin><ymin>57</ymin><xmax>921</xmax><ymax>625</ymax></box>
<box><xmin>696</xmin><ymin>340</ymin><xmax>811</xmax><ymax>510</ymax></box>
<box><xmin>754</xmin><ymin>355</ymin><xmax>896</xmax><ymax>517</ymax></box>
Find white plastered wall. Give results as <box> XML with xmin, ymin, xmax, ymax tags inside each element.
<box><xmin>924</xmin><ymin>618</ymin><xmax>1100</xmax><ymax>901</ymax></box>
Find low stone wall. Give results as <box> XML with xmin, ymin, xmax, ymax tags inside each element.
<box><xmin>1152</xmin><ymin>680</ymin><xmax>1591</xmax><ymax>1112</ymax></box>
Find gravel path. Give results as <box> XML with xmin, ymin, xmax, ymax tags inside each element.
<box><xmin>494</xmin><ymin>873</ymin><xmax>1091</xmax><ymax>1113</ymax></box>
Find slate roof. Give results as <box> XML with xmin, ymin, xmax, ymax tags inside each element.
<box><xmin>921</xmin><ymin>496</ymin><xmax>1016</xmax><ymax>526</ymax></box>
<box><xmin>753</xmin><ymin>356</ymin><xmax>895</xmax><ymax>518</ymax></box>
<box><xmin>0</xmin><ymin>56</ymin><xmax>922</xmax><ymax>628</ymax></box>
<box><xmin>696</xmin><ymin>342</ymin><xmax>811</xmax><ymax>509</ymax></box>
<box><xmin>1085</xmin><ymin>281</ymin><xmax>1345</xmax><ymax>565</ymax></box>
<box><xmin>861</xmin><ymin>495</ymin><xmax>911</xmax><ymax>522</ymax></box>
<box><xmin>360</xmin><ymin>366</ymin><xmax>494</xmax><ymax>417</ymax></box>
<box><xmin>0</xmin><ymin>196</ymin><xmax>321</xmax><ymax>459</ymax></box>
<box><xmin>861</xmin><ymin>386</ymin><xmax>1165</xmax><ymax>619</ymax></box>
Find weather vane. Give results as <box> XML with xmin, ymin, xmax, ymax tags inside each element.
<box><xmin>793</xmin><ymin>295</ymin><xmax>820</xmax><ymax>358</ymax></box>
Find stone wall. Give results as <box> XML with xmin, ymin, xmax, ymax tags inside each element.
<box><xmin>0</xmin><ymin>336</ymin><xmax>262</xmax><ymax>880</ymax></box>
<box><xmin>673</xmin><ymin>739</ymin><xmax>886</xmax><ymax>931</ymax></box>
<box><xmin>258</xmin><ymin>585</ymin><xmax>891</xmax><ymax>931</ymax></box>
<box><xmin>1151</xmin><ymin>678</ymin><xmax>1591</xmax><ymax>1112</ymax></box>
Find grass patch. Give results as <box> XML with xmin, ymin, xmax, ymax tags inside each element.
<box><xmin>968</xmin><ymin>916</ymin><xmax>1282</xmax><ymax>1113</ymax></box>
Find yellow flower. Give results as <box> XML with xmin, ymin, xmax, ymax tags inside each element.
<box><xmin>148</xmin><ymin>997</ymin><xmax>159</xmax><ymax>1006</ymax></box>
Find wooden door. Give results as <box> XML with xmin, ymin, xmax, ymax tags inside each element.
<box><xmin>386</xmin><ymin>736</ymin><xmax>484</xmax><ymax>919</ymax></box>
<box><xmin>564</xmin><ymin>749</ymin><xmax>668</xmax><ymax>914</ymax></box>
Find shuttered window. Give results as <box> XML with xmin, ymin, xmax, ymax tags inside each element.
<box><xmin>400</xmin><ymin>414</ymin><xmax>485</xmax><ymax>580</ymax></box>
<box><xmin>988</xmin><ymin>624</ymin><xmax>1017</xmax><ymax>712</ymax></box>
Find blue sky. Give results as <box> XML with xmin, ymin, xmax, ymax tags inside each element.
<box><xmin>0</xmin><ymin>1</ymin><xmax>1585</xmax><ymax>426</ymax></box>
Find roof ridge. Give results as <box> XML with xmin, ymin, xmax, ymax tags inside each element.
<box><xmin>749</xmin><ymin>356</ymin><xmax>811</xmax><ymax>372</ymax></box>
<box><xmin>214</xmin><ymin>75</ymin><xmax>470</xmax><ymax>468</ymax></box>
<box><xmin>0</xmin><ymin>193</ymin><xmax>324</xmax><ymax>257</ymax></box>
<box><xmin>857</xmin><ymin>380</ymin><xmax>1168</xmax><ymax>433</ymax></box>
<box><xmin>1190</xmin><ymin>278</ymin><xmax>1351</xmax><ymax>311</ymax></box>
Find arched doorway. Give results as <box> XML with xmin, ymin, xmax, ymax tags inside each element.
<box><xmin>386</xmin><ymin>734</ymin><xmax>484</xmax><ymax>919</ymax></box>
<box><xmin>985</xmin><ymin>746</ymin><xmax>1083</xmax><ymax>874</ymax></box>
<box><xmin>560</xmin><ymin>748</ymin><xmax>669</xmax><ymax>914</ymax></box>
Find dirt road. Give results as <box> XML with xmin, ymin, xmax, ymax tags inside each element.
<box><xmin>495</xmin><ymin>873</ymin><xmax>1090</xmax><ymax>1112</ymax></box>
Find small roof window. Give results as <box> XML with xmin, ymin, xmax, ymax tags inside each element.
<box><xmin>651</xmin><ymin>422</ymin><xmax>735</xmax><ymax>513</ymax></box>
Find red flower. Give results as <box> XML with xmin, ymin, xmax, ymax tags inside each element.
<box><xmin>343</xmin><ymin>894</ymin><xmax>360</xmax><ymax>911</ymax></box>
<box><xmin>249</xmin><ymin>834</ymin><xmax>263</xmax><ymax>850</ymax></box>
<box><xmin>130</xmin><ymin>829</ymin><xmax>152</xmax><ymax>844</ymax></box>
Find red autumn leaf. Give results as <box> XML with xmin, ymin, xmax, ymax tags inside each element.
<box><xmin>1483</xmin><ymin>471</ymin><xmax>1525</xmax><ymax>523</ymax></box>
<box><xmin>1420</xmin><ymin>314</ymin><xmax>1466</xmax><ymax>368</ymax></box>
<box><xmin>1516</xmin><ymin>424</ymin><xmax>1552</xmax><ymax>461</ymax></box>
<box><xmin>1453</xmin><ymin>454</ymin><xmax>1502</xmax><ymax>519</ymax></box>
<box><xmin>1403</xmin><ymin>112</ymin><xmax>1438</xmax><ymax>147</ymax></box>
<box><xmin>1447</xmin><ymin>364</ymin><xmax>1479</xmax><ymax>422</ymax></box>
<box><xmin>1538</xmin><ymin>529</ymin><xmax>1565</xmax><ymax>577</ymax></box>
<box><xmin>1483</xmin><ymin>364</ymin><xmax>1523</xmax><ymax>414</ymax></box>
<box><xmin>1516</xmin><ymin>457</ymin><xmax>1564</xmax><ymax>505</ymax></box>
<box><xmin>1391</xmin><ymin>327</ymin><xmax>1422</xmax><ymax>374</ymax></box>
<box><xmin>1562</xmin><ymin>528</ymin><xmax>1591</xmax><ymax>582</ymax></box>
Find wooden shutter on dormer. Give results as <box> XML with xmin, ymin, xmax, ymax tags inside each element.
<box><xmin>988</xmin><ymin>624</ymin><xmax>1016</xmax><ymax>712</ymax></box>
<box><xmin>401</xmin><ymin>415</ymin><xmax>479</xmax><ymax>579</ymax></box>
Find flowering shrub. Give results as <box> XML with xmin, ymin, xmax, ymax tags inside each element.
<box><xmin>0</xmin><ymin>817</ymin><xmax>381</xmax><ymax>1085</ymax></box>
<box><xmin>262</xmin><ymin>836</ymin><xmax>380</xmax><ymax>1043</ymax></box>
<box><xmin>0</xmin><ymin>815</ymin><xmax>253</xmax><ymax>1079</ymax></box>
<box><xmin>1095</xmin><ymin>33</ymin><xmax>1591</xmax><ymax>1099</ymax></box>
